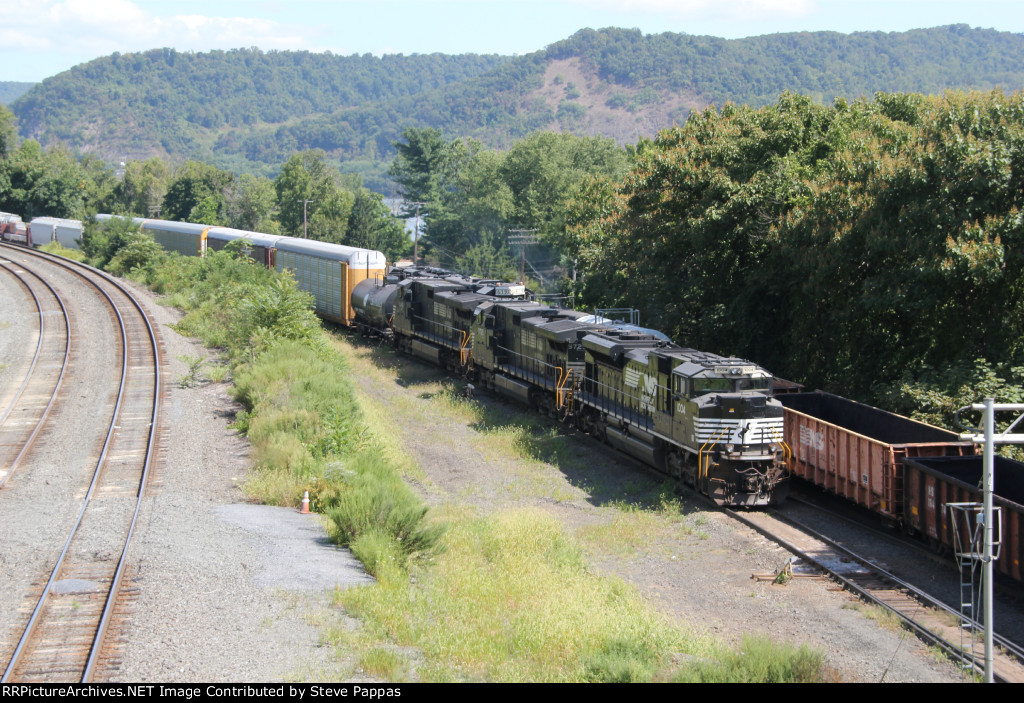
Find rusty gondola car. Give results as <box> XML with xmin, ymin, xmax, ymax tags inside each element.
<box><xmin>777</xmin><ymin>392</ymin><xmax>976</xmax><ymax>518</ymax></box>
<box><xmin>902</xmin><ymin>455</ymin><xmax>1024</xmax><ymax>584</ymax></box>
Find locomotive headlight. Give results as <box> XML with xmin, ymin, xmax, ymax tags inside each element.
<box><xmin>725</xmin><ymin>443</ymin><xmax>735</xmax><ymax>453</ymax></box>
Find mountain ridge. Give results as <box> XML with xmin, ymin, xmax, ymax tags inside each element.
<box><xmin>10</xmin><ymin>25</ymin><xmax>1024</xmax><ymax>184</ymax></box>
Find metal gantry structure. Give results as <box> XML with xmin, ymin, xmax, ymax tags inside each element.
<box><xmin>955</xmin><ymin>398</ymin><xmax>1024</xmax><ymax>683</ymax></box>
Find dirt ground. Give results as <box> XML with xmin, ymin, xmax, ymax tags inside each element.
<box><xmin>339</xmin><ymin>336</ymin><xmax>966</xmax><ymax>683</ymax></box>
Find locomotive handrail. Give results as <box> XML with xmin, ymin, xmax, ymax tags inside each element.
<box><xmin>494</xmin><ymin>343</ymin><xmax>565</xmax><ymax>391</ymax></box>
<box><xmin>766</xmin><ymin>426</ymin><xmax>793</xmax><ymax>474</ymax></box>
<box><xmin>556</xmin><ymin>367</ymin><xmax>574</xmax><ymax>410</ymax></box>
<box><xmin>460</xmin><ymin>330</ymin><xmax>471</xmax><ymax>366</ymax></box>
<box><xmin>698</xmin><ymin>428</ymin><xmax>728</xmax><ymax>480</ymax></box>
<box><xmin>412</xmin><ymin>314</ymin><xmax>472</xmax><ymax>352</ymax></box>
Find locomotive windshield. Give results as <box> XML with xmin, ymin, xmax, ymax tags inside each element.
<box><xmin>692</xmin><ymin>376</ymin><xmax>772</xmax><ymax>395</ymax></box>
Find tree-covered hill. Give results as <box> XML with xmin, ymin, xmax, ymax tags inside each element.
<box><xmin>12</xmin><ymin>48</ymin><xmax>509</xmax><ymax>178</ymax></box>
<box><xmin>0</xmin><ymin>82</ymin><xmax>35</xmax><ymax>105</ymax></box>
<box><xmin>11</xmin><ymin>25</ymin><xmax>1024</xmax><ymax>184</ymax></box>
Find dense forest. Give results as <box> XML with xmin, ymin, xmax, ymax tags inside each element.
<box><xmin>10</xmin><ymin>25</ymin><xmax>1024</xmax><ymax>187</ymax></box>
<box><xmin>352</xmin><ymin>90</ymin><xmax>1024</xmax><ymax>428</ymax></box>
<box><xmin>0</xmin><ymin>82</ymin><xmax>34</xmax><ymax>105</ymax></box>
<box><xmin>563</xmin><ymin>90</ymin><xmax>1024</xmax><ymax>423</ymax></box>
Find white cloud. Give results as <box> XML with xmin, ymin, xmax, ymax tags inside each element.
<box><xmin>2</xmin><ymin>0</ymin><xmax>310</xmax><ymax>57</ymax></box>
<box><xmin>565</xmin><ymin>0</ymin><xmax>816</xmax><ymax>21</ymax></box>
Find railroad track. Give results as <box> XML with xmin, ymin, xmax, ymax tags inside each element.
<box><xmin>0</xmin><ymin>254</ymin><xmax>70</xmax><ymax>488</ymax></box>
<box><xmin>726</xmin><ymin>503</ymin><xmax>1024</xmax><ymax>682</ymax></box>
<box><xmin>0</xmin><ymin>245</ymin><xmax>165</xmax><ymax>683</ymax></box>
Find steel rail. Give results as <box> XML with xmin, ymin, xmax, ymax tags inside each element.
<box><xmin>0</xmin><ymin>255</ymin><xmax>46</xmax><ymax>427</ymax></box>
<box><xmin>0</xmin><ymin>249</ymin><xmax>161</xmax><ymax>683</ymax></box>
<box><xmin>782</xmin><ymin>495</ymin><xmax>1024</xmax><ymax>663</ymax></box>
<box><xmin>725</xmin><ymin>505</ymin><xmax>1024</xmax><ymax>682</ymax></box>
<box><xmin>0</xmin><ymin>251</ymin><xmax>73</xmax><ymax>489</ymax></box>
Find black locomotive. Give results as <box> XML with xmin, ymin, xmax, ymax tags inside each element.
<box><xmin>352</xmin><ymin>266</ymin><xmax>790</xmax><ymax>506</ymax></box>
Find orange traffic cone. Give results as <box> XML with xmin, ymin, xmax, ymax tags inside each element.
<box><xmin>299</xmin><ymin>491</ymin><xmax>310</xmax><ymax>514</ymax></box>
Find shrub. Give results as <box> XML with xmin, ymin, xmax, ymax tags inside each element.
<box><xmin>325</xmin><ymin>450</ymin><xmax>445</xmax><ymax>566</ymax></box>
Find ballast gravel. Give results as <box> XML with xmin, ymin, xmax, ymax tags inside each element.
<box><xmin>108</xmin><ymin>287</ymin><xmax>371</xmax><ymax>683</ymax></box>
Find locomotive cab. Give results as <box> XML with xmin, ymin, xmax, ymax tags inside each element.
<box><xmin>671</xmin><ymin>361</ymin><xmax>788</xmax><ymax>505</ymax></box>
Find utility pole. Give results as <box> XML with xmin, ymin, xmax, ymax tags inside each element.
<box><xmin>956</xmin><ymin>399</ymin><xmax>1024</xmax><ymax>683</ymax></box>
<box><xmin>298</xmin><ymin>199</ymin><xmax>313</xmax><ymax>238</ymax></box>
<box><xmin>508</xmin><ymin>229</ymin><xmax>539</xmax><ymax>285</ymax></box>
<box><xmin>407</xmin><ymin>201</ymin><xmax>426</xmax><ymax>265</ymax></box>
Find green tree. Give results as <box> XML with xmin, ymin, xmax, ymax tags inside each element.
<box><xmin>345</xmin><ymin>189</ymin><xmax>409</xmax><ymax>261</ymax></box>
<box><xmin>162</xmin><ymin>160</ymin><xmax>234</xmax><ymax>222</ymax></box>
<box><xmin>0</xmin><ymin>140</ymin><xmax>90</xmax><ymax>218</ymax></box>
<box><xmin>112</xmin><ymin>157</ymin><xmax>170</xmax><ymax>217</ymax></box>
<box><xmin>274</xmin><ymin>149</ymin><xmax>353</xmax><ymax>241</ymax></box>
<box><xmin>0</xmin><ymin>104</ymin><xmax>17</xmax><ymax>160</ymax></box>
<box><xmin>226</xmin><ymin>173</ymin><xmax>279</xmax><ymax>233</ymax></box>
<box><xmin>454</xmin><ymin>232</ymin><xmax>518</xmax><ymax>281</ymax></box>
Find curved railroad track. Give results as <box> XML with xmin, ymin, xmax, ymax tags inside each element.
<box><xmin>0</xmin><ymin>244</ymin><xmax>165</xmax><ymax>683</ymax></box>
<box><xmin>727</xmin><ymin>501</ymin><xmax>1024</xmax><ymax>682</ymax></box>
<box><xmin>0</xmin><ymin>254</ymin><xmax>71</xmax><ymax>489</ymax></box>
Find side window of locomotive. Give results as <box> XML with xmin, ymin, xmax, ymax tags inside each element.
<box><xmin>674</xmin><ymin>376</ymin><xmax>689</xmax><ymax>398</ymax></box>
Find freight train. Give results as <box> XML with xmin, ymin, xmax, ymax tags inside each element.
<box><xmin>350</xmin><ymin>264</ymin><xmax>791</xmax><ymax>506</ymax></box>
<box><xmin>778</xmin><ymin>392</ymin><xmax>1024</xmax><ymax>585</ymax></box>
<box><xmin>0</xmin><ymin>213</ymin><xmax>82</xmax><ymax>248</ymax></box>
<box><xmin>83</xmin><ymin>216</ymin><xmax>792</xmax><ymax>506</ymax></box>
<box><xmin>20</xmin><ymin>213</ymin><xmax>1022</xmax><ymax>580</ymax></box>
<box><xmin>10</xmin><ymin>212</ymin><xmax>1020</xmax><ymax>581</ymax></box>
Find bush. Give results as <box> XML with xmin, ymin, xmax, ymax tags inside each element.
<box><xmin>325</xmin><ymin>450</ymin><xmax>445</xmax><ymax>566</ymax></box>
<box><xmin>582</xmin><ymin>638</ymin><xmax>658</xmax><ymax>682</ymax></box>
<box><xmin>106</xmin><ymin>232</ymin><xmax>166</xmax><ymax>277</ymax></box>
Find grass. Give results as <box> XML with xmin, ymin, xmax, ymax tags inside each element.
<box><xmin>176</xmin><ymin>354</ymin><xmax>206</xmax><ymax>388</ymax></box>
<box><xmin>842</xmin><ymin>600</ymin><xmax>905</xmax><ymax>632</ymax></box>
<box><xmin>93</xmin><ymin>241</ymin><xmax>833</xmax><ymax>684</ymax></box>
<box><xmin>576</xmin><ymin>490</ymin><xmax>694</xmax><ymax>556</ymax></box>
<box><xmin>672</xmin><ymin>633</ymin><xmax>832</xmax><ymax>683</ymax></box>
<box><xmin>37</xmin><ymin>242</ymin><xmax>87</xmax><ymax>262</ymax></box>
<box><xmin>336</xmin><ymin>505</ymin><xmax>702</xmax><ymax>682</ymax></box>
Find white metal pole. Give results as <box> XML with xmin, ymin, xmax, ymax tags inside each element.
<box><xmin>983</xmin><ymin>397</ymin><xmax>994</xmax><ymax>683</ymax></box>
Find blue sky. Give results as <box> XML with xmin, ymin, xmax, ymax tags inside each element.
<box><xmin>2</xmin><ymin>0</ymin><xmax>1023</xmax><ymax>82</ymax></box>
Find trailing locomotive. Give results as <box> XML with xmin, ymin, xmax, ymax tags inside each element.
<box><xmin>353</xmin><ymin>267</ymin><xmax>790</xmax><ymax>506</ymax></box>
<box><xmin>85</xmin><ymin>215</ymin><xmax>790</xmax><ymax>506</ymax></box>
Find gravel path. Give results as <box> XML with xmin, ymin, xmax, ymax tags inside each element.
<box><xmin>110</xmin><ymin>283</ymin><xmax>373</xmax><ymax>682</ymax></box>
